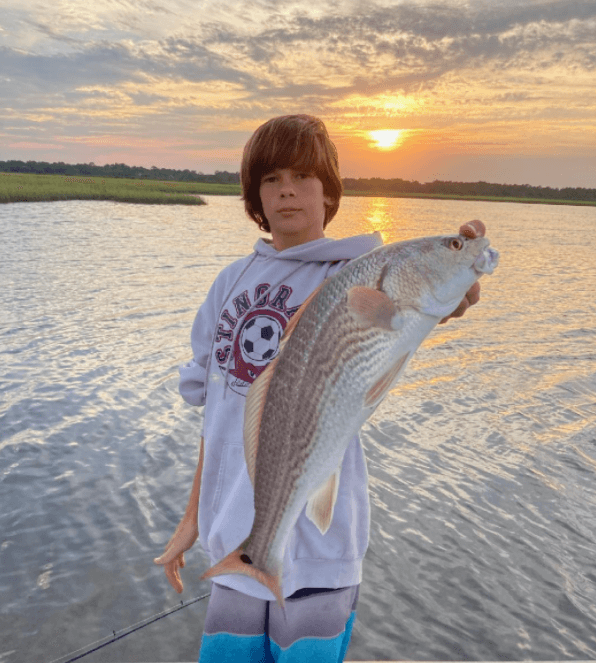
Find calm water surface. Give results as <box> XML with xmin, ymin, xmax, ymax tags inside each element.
<box><xmin>1</xmin><ymin>196</ymin><xmax>595</xmax><ymax>661</ymax></box>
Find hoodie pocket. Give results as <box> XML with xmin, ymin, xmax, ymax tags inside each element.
<box><xmin>209</xmin><ymin>443</ymin><xmax>255</xmax><ymax>558</ymax></box>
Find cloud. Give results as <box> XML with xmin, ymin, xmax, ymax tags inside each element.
<box><xmin>1</xmin><ymin>0</ymin><xmax>595</xmax><ymax>186</ymax></box>
<box><xmin>9</xmin><ymin>141</ymin><xmax>65</xmax><ymax>150</ymax></box>
<box><xmin>3</xmin><ymin>1</ymin><xmax>595</xmax><ymax>102</ymax></box>
<box><xmin>0</xmin><ymin>44</ymin><xmax>144</xmax><ymax>93</ymax></box>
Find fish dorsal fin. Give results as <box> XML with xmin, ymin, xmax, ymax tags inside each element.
<box><xmin>243</xmin><ymin>280</ymin><xmax>326</xmax><ymax>486</ymax></box>
<box><xmin>347</xmin><ymin>286</ymin><xmax>397</xmax><ymax>330</ymax></box>
<box><xmin>364</xmin><ymin>352</ymin><xmax>409</xmax><ymax>408</ymax></box>
<box><xmin>305</xmin><ymin>466</ymin><xmax>341</xmax><ymax>535</ymax></box>
<box><xmin>278</xmin><ymin>280</ymin><xmax>325</xmax><ymax>350</ymax></box>
<box><xmin>243</xmin><ymin>355</ymin><xmax>279</xmax><ymax>486</ymax></box>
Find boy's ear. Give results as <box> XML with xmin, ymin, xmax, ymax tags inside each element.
<box><xmin>323</xmin><ymin>195</ymin><xmax>334</xmax><ymax>207</ymax></box>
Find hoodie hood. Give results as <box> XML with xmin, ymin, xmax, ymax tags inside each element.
<box><xmin>253</xmin><ymin>232</ymin><xmax>383</xmax><ymax>262</ymax></box>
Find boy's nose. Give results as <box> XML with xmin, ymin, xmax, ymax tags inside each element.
<box><xmin>279</xmin><ymin>176</ymin><xmax>296</xmax><ymax>197</ymax></box>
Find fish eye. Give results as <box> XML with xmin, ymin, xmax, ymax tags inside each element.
<box><xmin>446</xmin><ymin>237</ymin><xmax>464</xmax><ymax>251</ymax></box>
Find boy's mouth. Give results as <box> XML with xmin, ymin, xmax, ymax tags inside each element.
<box><xmin>277</xmin><ymin>207</ymin><xmax>301</xmax><ymax>216</ymax></box>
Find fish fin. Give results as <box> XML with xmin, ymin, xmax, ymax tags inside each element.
<box><xmin>347</xmin><ymin>286</ymin><xmax>398</xmax><ymax>331</ymax></box>
<box><xmin>278</xmin><ymin>280</ymin><xmax>325</xmax><ymax>349</ymax></box>
<box><xmin>200</xmin><ymin>545</ymin><xmax>285</xmax><ymax>608</ymax></box>
<box><xmin>364</xmin><ymin>352</ymin><xmax>410</xmax><ymax>408</ymax></box>
<box><xmin>243</xmin><ymin>280</ymin><xmax>326</xmax><ymax>485</ymax></box>
<box><xmin>305</xmin><ymin>467</ymin><xmax>341</xmax><ymax>535</ymax></box>
<box><xmin>244</xmin><ymin>355</ymin><xmax>279</xmax><ymax>486</ymax></box>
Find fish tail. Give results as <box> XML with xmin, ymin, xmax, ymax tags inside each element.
<box><xmin>200</xmin><ymin>546</ymin><xmax>285</xmax><ymax>608</ymax></box>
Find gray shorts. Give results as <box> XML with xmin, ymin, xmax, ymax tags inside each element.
<box><xmin>199</xmin><ymin>582</ymin><xmax>360</xmax><ymax>662</ymax></box>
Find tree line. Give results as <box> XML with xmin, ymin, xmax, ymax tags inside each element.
<box><xmin>2</xmin><ymin>159</ymin><xmax>595</xmax><ymax>202</ymax></box>
<box><xmin>0</xmin><ymin>160</ymin><xmax>240</xmax><ymax>184</ymax></box>
<box><xmin>342</xmin><ymin>177</ymin><xmax>596</xmax><ymax>202</ymax></box>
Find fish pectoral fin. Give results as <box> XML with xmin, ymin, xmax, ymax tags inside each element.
<box><xmin>364</xmin><ymin>352</ymin><xmax>410</xmax><ymax>408</ymax></box>
<box><xmin>305</xmin><ymin>467</ymin><xmax>341</xmax><ymax>535</ymax></box>
<box><xmin>346</xmin><ymin>286</ymin><xmax>400</xmax><ymax>331</ymax></box>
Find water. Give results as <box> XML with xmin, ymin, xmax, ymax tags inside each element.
<box><xmin>1</xmin><ymin>195</ymin><xmax>595</xmax><ymax>662</ymax></box>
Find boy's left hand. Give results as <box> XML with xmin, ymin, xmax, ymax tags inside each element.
<box><xmin>439</xmin><ymin>282</ymin><xmax>481</xmax><ymax>324</ymax></box>
<box><xmin>153</xmin><ymin>516</ymin><xmax>199</xmax><ymax>593</ymax></box>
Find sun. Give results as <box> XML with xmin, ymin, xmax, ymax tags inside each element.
<box><xmin>369</xmin><ymin>129</ymin><xmax>403</xmax><ymax>150</ymax></box>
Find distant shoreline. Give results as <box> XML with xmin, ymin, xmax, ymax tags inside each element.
<box><xmin>1</xmin><ymin>172</ymin><xmax>595</xmax><ymax>207</ymax></box>
<box><xmin>342</xmin><ymin>189</ymin><xmax>596</xmax><ymax>206</ymax></box>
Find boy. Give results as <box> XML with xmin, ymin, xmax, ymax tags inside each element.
<box><xmin>154</xmin><ymin>114</ymin><xmax>480</xmax><ymax>662</ymax></box>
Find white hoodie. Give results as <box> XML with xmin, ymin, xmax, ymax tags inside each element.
<box><xmin>179</xmin><ymin>231</ymin><xmax>383</xmax><ymax>600</ymax></box>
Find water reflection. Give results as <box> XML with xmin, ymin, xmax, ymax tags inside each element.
<box><xmin>1</xmin><ymin>197</ymin><xmax>596</xmax><ymax>661</ymax></box>
<box><xmin>363</xmin><ymin>197</ymin><xmax>397</xmax><ymax>242</ymax></box>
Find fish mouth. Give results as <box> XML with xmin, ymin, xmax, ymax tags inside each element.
<box><xmin>474</xmin><ymin>247</ymin><xmax>499</xmax><ymax>274</ymax></box>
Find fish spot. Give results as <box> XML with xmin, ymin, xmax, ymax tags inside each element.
<box><xmin>240</xmin><ymin>554</ymin><xmax>253</xmax><ymax>565</ymax></box>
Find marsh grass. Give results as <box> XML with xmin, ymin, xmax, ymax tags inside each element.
<box><xmin>2</xmin><ymin>172</ymin><xmax>592</xmax><ymax>207</ymax></box>
<box><xmin>0</xmin><ymin>173</ymin><xmax>239</xmax><ymax>204</ymax></box>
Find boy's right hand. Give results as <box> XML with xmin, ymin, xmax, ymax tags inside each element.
<box><xmin>153</xmin><ymin>516</ymin><xmax>198</xmax><ymax>593</ymax></box>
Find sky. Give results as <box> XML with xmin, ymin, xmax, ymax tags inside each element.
<box><xmin>1</xmin><ymin>0</ymin><xmax>596</xmax><ymax>188</ymax></box>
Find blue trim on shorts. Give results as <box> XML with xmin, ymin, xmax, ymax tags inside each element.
<box><xmin>199</xmin><ymin>609</ymin><xmax>357</xmax><ymax>663</ymax></box>
<box><xmin>270</xmin><ymin>609</ymin><xmax>357</xmax><ymax>662</ymax></box>
<box><xmin>199</xmin><ymin>632</ymin><xmax>273</xmax><ymax>663</ymax></box>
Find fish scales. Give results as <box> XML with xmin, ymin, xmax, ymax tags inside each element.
<box><xmin>200</xmin><ymin>222</ymin><xmax>499</xmax><ymax>606</ymax></box>
<box><xmin>246</xmin><ymin>255</ymin><xmax>398</xmax><ymax>569</ymax></box>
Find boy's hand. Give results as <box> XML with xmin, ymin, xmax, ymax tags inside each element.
<box><xmin>153</xmin><ymin>516</ymin><xmax>199</xmax><ymax>593</ymax></box>
<box><xmin>438</xmin><ymin>281</ymin><xmax>481</xmax><ymax>324</ymax></box>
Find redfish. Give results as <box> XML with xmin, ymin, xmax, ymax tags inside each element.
<box><xmin>201</xmin><ymin>220</ymin><xmax>499</xmax><ymax>606</ymax></box>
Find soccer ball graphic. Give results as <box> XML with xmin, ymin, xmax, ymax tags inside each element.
<box><xmin>240</xmin><ymin>315</ymin><xmax>283</xmax><ymax>365</ymax></box>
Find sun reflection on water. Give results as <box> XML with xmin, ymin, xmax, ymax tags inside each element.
<box><xmin>365</xmin><ymin>197</ymin><xmax>395</xmax><ymax>241</ymax></box>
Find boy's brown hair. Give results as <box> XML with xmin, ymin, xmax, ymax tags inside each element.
<box><xmin>241</xmin><ymin>114</ymin><xmax>343</xmax><ymax>233</ymax></box>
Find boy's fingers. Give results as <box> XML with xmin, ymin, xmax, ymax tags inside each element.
<box><xmin>438</xmin><ymin>281</ymin><xmax>482</xmax><ymax>324</ymax></box>
<box><xmin>154</xmin><ymin>549</ymin><xmax>180</xmax><ymax>565</ymax></box>
<box><xmin>154</xmin><ymin>553</ymin><xmax>185</xmax><ymax>592</ymax></box>
<box><xmin>466</xmin><ymin>281</ymin><xmax>481</xmax><ymax>306</ymax></box>
<box><xmin>439</xmin><ymin>297</ymin><xmax>468</xmax><ymax>324</ymax></box>
<box><xmin>153</xmin><ymin>540</ymin><xmax>172</xmax><ymax>565</ymax></box>
<box><xmin>164</xmin><ymin>562</ymin><xmax>184</xmax><ymax>593</ymax></box>
<box><xmin>451</xmin><ymin>297</ymin><xmax>470</xmax><ymax>319</ymax></box>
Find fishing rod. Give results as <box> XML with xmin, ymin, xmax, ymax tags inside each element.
<box><xmin>48</xmin><ymin>592</ymin><xmax>211</xmax><ymax>663</ymax></box>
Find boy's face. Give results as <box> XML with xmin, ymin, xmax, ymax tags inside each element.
<box><xmin>259</xmin><ymin>168</ymin><xmax>333</xmax><ymax>251</ymax></box>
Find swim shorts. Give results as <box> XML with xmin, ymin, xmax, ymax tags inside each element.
<box><xmin>198</xmin><ymin>583</ymin><xmax>359</xmax><ymax>662</ymax></box>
